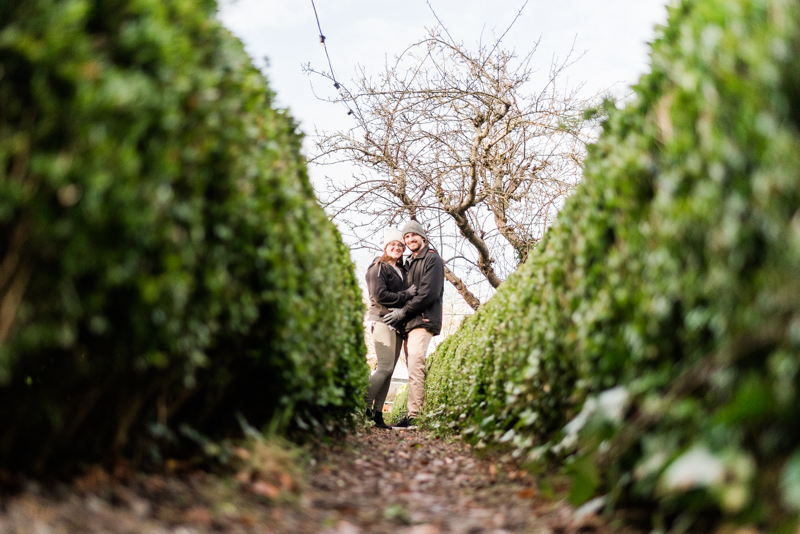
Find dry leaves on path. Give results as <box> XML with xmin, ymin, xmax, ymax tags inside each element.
<box><xmin>0</xmin><ymin>429</ymin><xmax>627</xmax><ymax>534</ymax></box>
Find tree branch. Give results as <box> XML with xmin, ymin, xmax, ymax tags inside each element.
<box><xmin>443</xmin><ymin>265</ymin><xmax>481</xmax><ymax>310</ymax></box>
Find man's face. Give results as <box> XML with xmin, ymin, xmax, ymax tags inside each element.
<box><xmin>404</xmin><ymin>233</ymin><xmax>424</xmax><ymax>253</ymax></box>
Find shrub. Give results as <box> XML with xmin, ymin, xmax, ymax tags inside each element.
<box><xmin>0</xmin><ymin>0</ymin><xmax>367</xmax><ymax>472</ymax></box>
<box><xmin>422</xmin><ymin>0</ymin><xmax>800</xmax><ymax>527</ymax></box>
<box><xmin>388</xmin><ymin>383</ymin><xmax>408</xmax><ymax>425</ymax></box>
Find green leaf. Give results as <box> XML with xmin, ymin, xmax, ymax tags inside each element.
<box><xmin>567</xmin><ymin>455</ymin><xmax>599</xmax><ymax>506</ymax></box>
<box><xmin>781</xmin><ymin>450</ymin><xmax>800</xmax><ymax>512</ymax></box>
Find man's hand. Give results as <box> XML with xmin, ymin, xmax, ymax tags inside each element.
<box><xmin>406</xmin><ymin>285</ymin><xmax>418</xmax><ymax>297</ymax></box>
<box><xmin>383</xmin><ymin>308</ymin><xmax>406</xmax><ymax>327</ymax></box>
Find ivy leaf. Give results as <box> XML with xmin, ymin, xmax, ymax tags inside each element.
<box><xmin>781</xmin><ymin>450</ymin><xmax>800</xmax><ymax>512</ymax></box>
<box><xmin>567</xmin><ymin>455</ymin><xmax>599</xmax><ymax>506</ymax></box>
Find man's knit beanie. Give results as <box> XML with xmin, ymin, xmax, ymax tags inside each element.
<box><xmin>402</xmin><ymin>220</ymin><xmax>427</xmax><ymax>240</ymax></box>
<box><xmin>383</xmin><ymin>228</ymin><xmax>404</xmax><ymax>250</ymax></box>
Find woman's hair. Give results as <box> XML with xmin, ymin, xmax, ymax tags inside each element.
<box><xmin>378</xmin><ymin>248</ymin><xmax>405</xmax><ymax>266</ymax></box>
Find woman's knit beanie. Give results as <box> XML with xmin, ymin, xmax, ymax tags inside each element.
<box><xmin>383</xmin><ymin>227</ymin><xmax>404</xmax><ymax>250</ymax></box>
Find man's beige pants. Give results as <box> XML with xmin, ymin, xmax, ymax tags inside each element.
<box><xmin>406</xmin><ymin>328</ymin><xmax>433</xmax><ymax>418</ymax></box>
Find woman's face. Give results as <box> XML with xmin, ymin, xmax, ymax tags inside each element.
<box><xmin>385</xmin><ymin>240</ymin><xmax>404</xmax><ymax>260</ymax></box>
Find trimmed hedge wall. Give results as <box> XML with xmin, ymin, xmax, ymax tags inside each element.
<box><xmin>0</xmin><ymin>0</ymin><xmax>367</xmax><ymax>471</ymax></box>
<box><xmin>388</xmin><ymin>383</ymin><xmax>408</xmax><ymax>425</ymax></box>
<box><xmin>423</xmin><ymin>0</ymin><xmax>800</xmax><ymax>527</ymax></box>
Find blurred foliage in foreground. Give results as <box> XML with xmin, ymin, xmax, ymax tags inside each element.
<box><xmin>422</xmin><ymin>0</ymin><xmax>800</xmax><ymax>528</ymax></box>
<box><xmin>0</xmin><ymin>0</ymin><xmax>367</xmax><ymax>472</ymax></box>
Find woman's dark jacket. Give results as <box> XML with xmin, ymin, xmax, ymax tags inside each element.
<box><xmin>400</xmin><ymin>244</ymin><xmax>444</xmax><ymax>336</ymax></box>
<box><xmin>365</xmin><ymin>257</ymin><xmax>413</xmax><ymax>326</ymax></box>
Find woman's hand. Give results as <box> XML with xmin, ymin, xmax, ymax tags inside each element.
<box><xmin>407</xmin><ymin>284</ymin><xmax>418</xmax><ymax>297</ymax></box>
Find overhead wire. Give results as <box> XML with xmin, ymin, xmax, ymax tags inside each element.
<box><xmin>309</xmin><ymin>0</ymin><xmax>356</xmax><ymax>116</ymax></box>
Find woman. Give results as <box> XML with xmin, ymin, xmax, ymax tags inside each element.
<box><xmin>364</xmin><ymin>228</ymin><xmax>417</xmax><ymax>429</ymax></box>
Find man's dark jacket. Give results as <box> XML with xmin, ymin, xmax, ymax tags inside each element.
<box><xmin>365</xmin><ymin>257</ymin><xmax>413</xmax><ymax>326</ymax></box>
<box><xmin>401</xmin><ymin>244</ymin><xmax>444</xmax><ymax>335</ymax></box>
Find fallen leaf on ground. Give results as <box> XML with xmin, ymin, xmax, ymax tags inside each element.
<box><xmin>233</xmin><ymin>447</ymin><xmax>251</xmax><ymax>461</ymax></box>
<box><xmin>239</xmin><ymin>514</ymin><xmax>256</xmax><ymax>526</ymax></box>
<box><xmin>278</xmin><ymin>471</ymin><xmax>293</xmax><ymax>490</ymax></box>
<box><xmin>184</xmin><ymin>506</ymin><xmax>213</xmax><ymax>525</ymax></box>
<box><xmin>73</xmin><ymin>466</ymin><xmax>110</xmax><ymax>492</ymax></box>
<box><xmin>251</xmin><ymin>481</ymin><xmax>280</xmax><ymax>498</ymax></box>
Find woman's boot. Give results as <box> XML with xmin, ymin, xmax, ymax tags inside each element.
<box><xmin>372</xmin><ymin>410</ymin><xmax>391</xmax><ymax>430</ymax></box>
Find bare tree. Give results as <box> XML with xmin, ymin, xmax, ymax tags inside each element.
<box><xmin>308</xmin><ymin>8</ymin><xmax>597</xmax><ymax>308</ymax></box>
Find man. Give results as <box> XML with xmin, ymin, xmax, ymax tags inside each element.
<box><xmin>383</xmin><ymin>221</ymin><xmax>444</xmax><ymax>428</ymax></box>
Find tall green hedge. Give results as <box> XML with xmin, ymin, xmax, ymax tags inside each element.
<box><xmin>0</xmin><ymin>0</ymin><xmax>367</xmax><ymax>471</ymax></box>
<box><xmin>423</xmin><ymin>0</ymin><xmax>800</xmax><ymax>528</ymax></box>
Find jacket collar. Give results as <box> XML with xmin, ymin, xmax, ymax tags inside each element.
<box><xmin>407</xmin><ymin>243</ymin><xmax>430</xmax><ymax>264</ymax></box>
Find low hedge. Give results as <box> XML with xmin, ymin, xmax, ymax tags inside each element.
<box><xmin>0</xmin><ymin>0</ymin><xmax>367</xmax><ymax>472</ymax></box>
<box><xmin>422</xmin><ymin>0</ymin><xmax>800</xmax><ymax>528</ymax></box>
<box><xmin>388</xmin><ymin>383</ymin><xmax>408</xmax><ymax>425</ymax></box>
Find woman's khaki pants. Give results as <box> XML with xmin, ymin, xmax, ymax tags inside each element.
<box><xmin>366</xmin><ymin>321</ymin><xmax>402</xmax><ymax>412</ymax></box>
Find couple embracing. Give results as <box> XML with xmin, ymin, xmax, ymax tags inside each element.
<box><xmin>364</xmin><ymin>221</ymin><xmax>445</xmax><ymax>429</ymax></box>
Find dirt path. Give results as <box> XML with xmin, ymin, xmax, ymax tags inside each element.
<box><xmin>0</xmin><ymin>428</ymin><xmax>619</xmax><ymax>534</ymax></box>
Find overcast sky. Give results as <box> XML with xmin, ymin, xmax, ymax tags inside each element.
<box><xmin>219</xmin><ymin>0</ymin><xmax>671</xmax><ymax>158</ymax></box>
<box><xmin>217</xmin><ymin>0</ymin><xmax>673</xmax><ymax>307</ymax></box>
